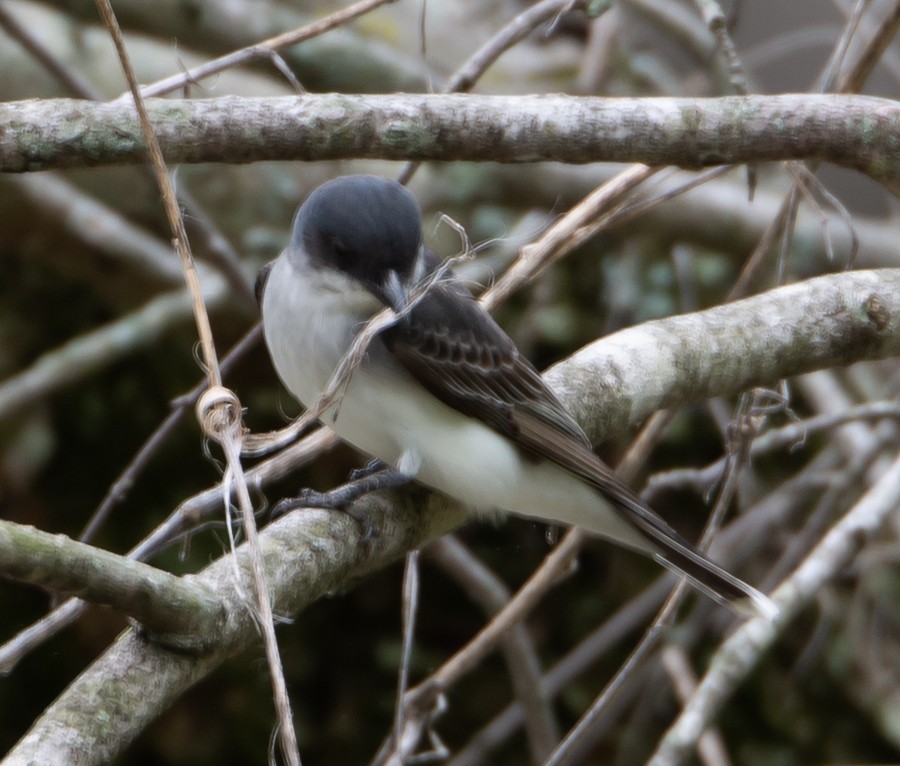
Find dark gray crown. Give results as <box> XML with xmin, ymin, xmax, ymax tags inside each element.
<box><xmin>291</xmin><ymin>175</ymin><xmax>423</xmax><ymax>288</ymax></box>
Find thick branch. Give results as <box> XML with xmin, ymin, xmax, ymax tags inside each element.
<box><xmin>547</xmin><ymin>269</ymin><xmax>900</xmax><ymax>444</ymax></box>
<box><xmin>2</xmin><ymin>94</ymin><xmax>899</xmax><ymax>187</ymax></box>
<box><xmin>5</xmin><ymin>494</ymin><xmax>467</xmax><ymax>766</ymax></box>
<box><xmin>0</xmin><ymin>520</ymin><xmax>224</xmax><ymax>650</ymax></box>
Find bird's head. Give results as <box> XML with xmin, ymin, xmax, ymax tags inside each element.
<box><xmin>288</xmin><ymin>175</ymin><xmax>427</xmax><ymax>311</ymax></box>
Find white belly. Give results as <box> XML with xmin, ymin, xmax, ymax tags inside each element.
<box><xmin>261</xmin><ymin>255</ymin><xmax>648</xmax><ymax>551</ymax></box>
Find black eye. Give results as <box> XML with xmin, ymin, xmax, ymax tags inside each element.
<box><xmin>332</xmin><ymin>238</ymin><xmax>350</xmax><ymax>260</ymax></box>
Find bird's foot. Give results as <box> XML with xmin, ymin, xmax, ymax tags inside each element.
<box><xmin>348</xmin><ymin>457</ymin><xmax>388</xmax><ymax>481</ymax></box>
<box><xmin>270</xmin><ymin>468</ymin><xmax>412</xmax><ymax>540</ymax></box>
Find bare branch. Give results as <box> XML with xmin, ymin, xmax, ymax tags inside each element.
<box><xmin>0</xmin><ymin>426</ymin><xmax>337</xmax><ymax>673</ymax></box>
<box><xmin>660</xmin><ymin>645</ymin><xmax>733</xmax><ymax>766</ymax></box>
<box><xmin>547</xmin><ymin>269</ymin><xmax>900</xmax><ymax>444</ymax></box>
<box><xmin>0</xmin><ymin>277</ymin><xmax>229</xmax><ymax>420</ymax></box>
<box><xmin>2</xmin><ymin>94</ymin><xmax>899</xmax><ymax>188</ymax></box>
<box><xmin>647</xmin><ymin>450</ymin><xmax>900</xmax><ymax>766</ymax></box>
<box><xmin>0</xmin><ymin>519</ymin><xmax>225</xmax><ymax>650</ymax></box>
<box><xmin>136</xmin><ymin>0</ymin><xmax>399</xmax><ymax>98</ymax></box>
<box><xmin>427</xmin><ymin>536</ymin><xmax>558</xmax><ymax>762</ymax></box>
<box><xmin>3</xmin><ymin>493</ymin><xmax>468</xmax><ymax>766</ymax></box>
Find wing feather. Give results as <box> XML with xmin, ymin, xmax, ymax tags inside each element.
<box><xmin>382</xmin><ymin>279</ymin><xmax>590</xmax><ymax>449</ymax></box>
<box><xmin>379</xmin><ymin>275</ymin><xmax>775</xmax><ymax>617</ymax></box>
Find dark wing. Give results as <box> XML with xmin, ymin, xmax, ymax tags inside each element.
<box><xmin>380</xmin><ymin>275</ymin><xmax>774</xmax><ymax>615</ymax></box>
<box><xmin>380</xmin><ymin>276</ymin><xmax>591</xmax><ymax>453</ymax></box>
<box><xmin>380</xmin><ymin>277</ymin><xmax>665</xmax><ymax>514</ymax></box>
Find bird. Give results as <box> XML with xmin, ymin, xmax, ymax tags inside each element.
<box><xmin>258</xmin><ymin>174</ymin><xmax>776</xmax><ymax>619</ymax></box>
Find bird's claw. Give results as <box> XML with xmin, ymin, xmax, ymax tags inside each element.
<box><xmin>348</xmin><ymin>458</ymin><xmax>387</xmax><ymax>481</ymax></box>
<box><xmin>270</xmin><ymin>467</ymin><xmax>411</xmax><ymax>540</ymax></box>
<box><xmin>270</xmin><ymin>484</ymin><xmax>381</xmax><ymax>540</ymax></box>
<box><xmin>271</xmin><ymin>484</ymin><xmax>359</xmax><ymax>516</ymax></box>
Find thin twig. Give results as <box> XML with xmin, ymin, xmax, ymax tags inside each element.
<box><xmin>427</xmin><ymin>536</ymin><xmax>558</xmax><ymax>762</ymax></box>
<box><xmin>135</xmin><ymin>0</ymin><xmax>398</xmax><ymax>99</ymax></box>
<box><xmin>690</xmin><ymin>0</ymin><xmax>756</xmax><ymax>196</ymax></box>
<box><xmin>660</xmin><ymin>646</ymin><xmax>733</xmax><ymax>766</ymax></box>
<box><xmin>727</xmin><ymin>189</ymin><xmax>795</xmax><ymax>299</ymax></box>
<box><xmin>78</xmin><ymin>325</ymin><xmax>263</xmax><ymax>545</ymax></box>
<box><xmin>391</xmin><ymin>528</ymin><xmax>586</xmax><ymax>763</ymax></box>
<box><xmin>818</xmin><ymin>0</ymin><xmax>868</xmax><ymax>91</ymax></box>
<box><xmin>698</xmin><ymin>393</ymin><xmax>756</xmax><ymax>551</ymax></box>
<box><xmin>542</xmin><ymin>566</ymin><xmax>691</xmax><ymax>766</ymax></box>
<box><xmin>93</xmin><ymin>1</ymin><xmax>299</xmax><ymax>762</ymax></box>
<box><xmin>691</xmin><ymin>0</ymin><xmax>749</xmax><ymax>95</ymax></box>
<box><xmin>448</xmin><ymin>577</ymin><xmax>670</xmax><ymax>766</ymax></box>
<box><xmin>787</xmin><ymin>163</ymin><xmax>859</xmax><ymax>269</ymax></box>
<box><xmin>837</xmin><ymin>0</ymin><xmax>900</xmax><ymax>93</ymax></box>
<box><xmin>644</xmin><ymin>401</ymin><xmax>900</xmax><ymax>501</ymax></box>
<box><xmin>397</xmin><ymin>0</ymin><xmax>587</xmax><ymax>185</ymax></box>
<box><xmin>760</xmin><ymin>432</ymin><xmax>891</xmax><ymax>592</ymax></box>
<box><xmin>647</xmin><ymin>451</ymin><xmax>900</xmax><ymax>766</ymax></box>
<box><xmin>0</xmin><ymin>4</ymin><xmax>101</xmax><ymax>98</ymax></box>
<box><xmin>481</xmin><ymin>164</ymin><xmax>660</xmax><ymax>312</ymax></box>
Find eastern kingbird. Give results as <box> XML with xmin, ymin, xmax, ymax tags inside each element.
<box><xmin>259</xmin><ymin>175</ymin><xmax>775</xmax><ymax>618</ymax></box>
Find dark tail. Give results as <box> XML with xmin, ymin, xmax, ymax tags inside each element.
<box><xmin>548</xmin><ymin>442</ymin><xmax>778</xmax><ymax>619</ymax></box>
<box><xmin>607</xmin><ymin>482</ymin><xmax>777</xmax><ymax>619</ymax></box>
<box><xmin>501</xmin><ymin>393</ymin><xmax>777</xmax><ymax>618</ymax></box>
